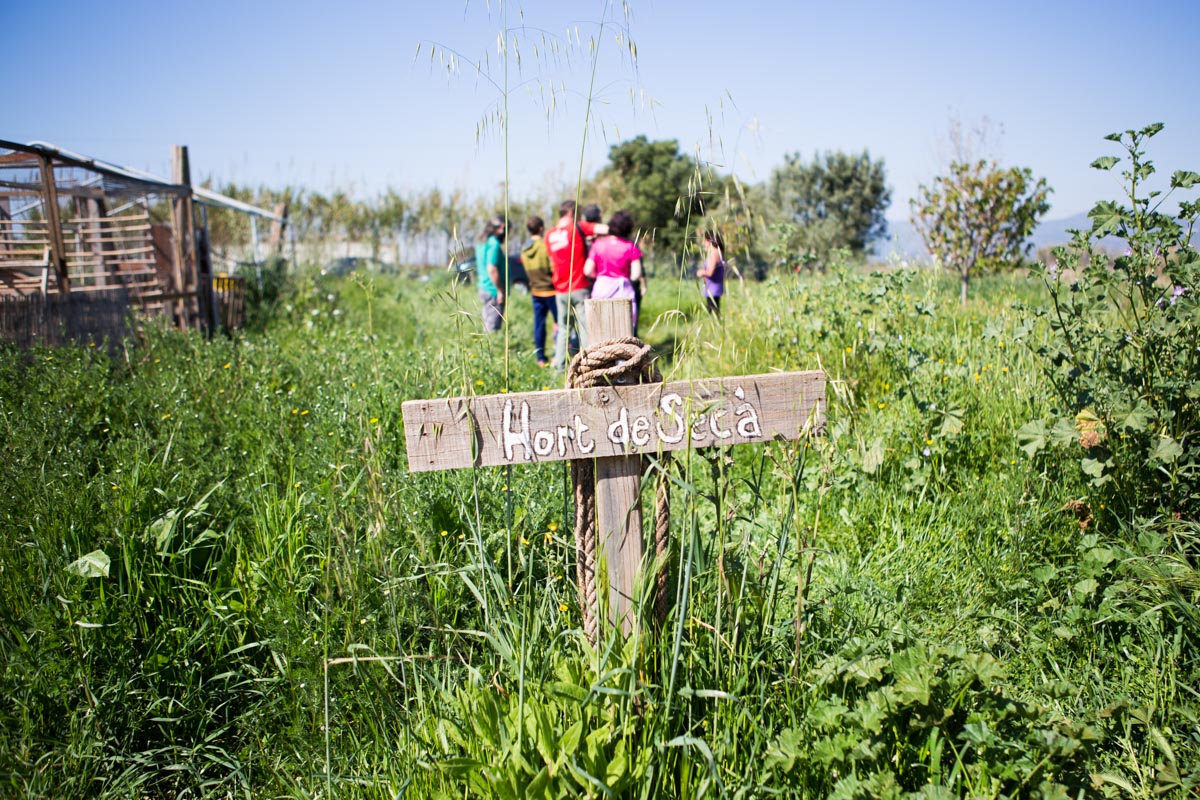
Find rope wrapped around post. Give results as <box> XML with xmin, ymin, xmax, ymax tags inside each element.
<box><xmin>567</xmin><ymin>336</ymin><xmax>671</xmax><ymax>642</ymax></box>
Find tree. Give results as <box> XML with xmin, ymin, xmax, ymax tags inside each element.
<box><xmin>911</xmin><ymin>160</ymin><xmax>1051</xmax><ymax>304</ymax></box>
<box><xmin>764</xmin><ymin>150</ymin><xmax>891</xmax><ymax>268</ymax></box>
<box><xmin>591</xmin><ymin>136</ymin><xmax>714</xmax><ymax>259</ymax></box>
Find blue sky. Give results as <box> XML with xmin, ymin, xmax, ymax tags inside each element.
<box><xmin>6</xmin><ymin>1</ymin><xmax>1198</xmax><ymax>220</ymax></box>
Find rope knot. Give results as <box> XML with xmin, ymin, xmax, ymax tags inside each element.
<box><xmin>567</xmin><ymin>336</ymin><xmax>661</xmax><ymax>389</ymax></box>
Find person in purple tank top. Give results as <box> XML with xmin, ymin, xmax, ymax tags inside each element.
<box><xmin>584</xmin><ymin>210</ymin><xmax>644</xmax><ymax>331</ymax></box>
<box><xmin>697</xmin><ymin>227</ymin><xmax>725</xmax><ymax>316</ymax></box>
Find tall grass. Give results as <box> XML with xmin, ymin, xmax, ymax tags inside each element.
<box><xmin>1</xmin><ymin>263</ymin><xmax>1196</xmax><ymax>797</ymax></box>
<box><xmin>2</xmin><ymin>6</ymin><xmax>1197</xmax><ymax>798</ymax></box>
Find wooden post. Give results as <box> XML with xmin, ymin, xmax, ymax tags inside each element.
<box><xmin>79</xmin><ymin>197</ymin><xmax>109</xmax><ymax>287</ymax></box>
<box><xmin>169</xmin><ymin>145</ymin><xmax>196</xmax><ymax>329</ymax></box>
<box><xmin>267</xmin><ymin>202</ymin><xmax>289</xmax><ymax>255</ymax></box>
<box><xmin>0</xmin><ymin>198</ymin><xmax>9</xmax><ymax>253</ymax></box>
<box><xmin>36</xmin><ymin>154</ymin><xmax>70</xmax><ymax>292</ymax></box>
<box><xmin>586</xmin><ymin>299</ymin><xmax>645</xmax><ymax>633</ymax></box>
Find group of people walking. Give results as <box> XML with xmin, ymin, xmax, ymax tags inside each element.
<box><xmin>474</xmin><ymin>200</ymin><xmax>725</xmax><ymax>369</ymax></box>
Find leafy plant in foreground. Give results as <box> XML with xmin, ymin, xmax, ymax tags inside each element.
<box><xmin>1020</xmin><ymin>123</ymin><xmax>1200</xmax><ymax>520</ymax></box>
<box><xmin>764</xmin><ymin>632</ymin><xmax>1098</xmax><ymax>799</ymax></box>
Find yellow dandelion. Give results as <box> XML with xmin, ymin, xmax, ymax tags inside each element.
<box><xmin>845</xmin><ymin>346</ymin><xmax>853</xmax><ymax>353</ymax></box>
<box><xmin>877</xmin><ymin>403</ymin><xmax>887</xmax><ymax>410</ymax></box>
<box><xmin>440</xmin><ymin>530</ymin><xmax>448</xmax><ymax>537</ymax></box>
<box><xmin>547</xmin><ymin>521</ymin><xmax>559</xmax><ymax>532</ymax></box>
<box><xmin>161</xmin><ymin>413</ymin><xmax>172</xmax><ymax>420</ymax></box>
<box><xmin>559</xmin><ymin>603</ymin><xmax>569</xmax><ymax>612</ymax></box>
<box><xmin>291</xmin><ymin>408</ymin><xmax>299</xmax><ymax>414</ymax></box>
<box><xmin>520</xmin><ymin>537</ymin><xmax>529</xmax><ymax>546</ymax></box>
<box><xmin>500</xmin><ymin>388</ymin><xmax>508</xmax><ymax>394</ymax></box>
<box><xmin>223</xmin><ymin>363</ymin><xmax>231</xmax><ymax>369</ymax></box>
<box><xmin>369</xmin><ymin>417</ymin><xmax>379</xmax><ymax>424</ymax></box>
<box><xmin>475</xmin><ymin>380</ymin><xmax>484</xmax><ymax>387</ymax></box>
<box><xmin>300</xmin><ymin>409</ymin><xmax>309</xmax><ymax>416</ymax></box>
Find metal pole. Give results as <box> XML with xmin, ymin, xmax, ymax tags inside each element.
<box><xmin>250</xmin><ymin>215</ymin><xmax>262</xmax><ymax>291</ymax></box>
<box><xmin>289</xmin><ymin>224</ymin><xmax>297</xmax><ymax>273</ymax></box>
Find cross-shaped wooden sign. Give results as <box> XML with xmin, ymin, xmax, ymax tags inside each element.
<box><xmin>402</xmin><ymin>299</ymin><xmax>825</xmax><ymax>634</ymax></box>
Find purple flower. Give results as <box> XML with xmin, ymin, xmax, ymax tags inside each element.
<box><xmin>1171</xmin><ymin>285</ymin><xmax>1186</xmax><ymax>305</ymax></box>
<box><xmin>922</xmin><ymin>448</ymin><xmax>931</xmax><ymax>457</ymax></box>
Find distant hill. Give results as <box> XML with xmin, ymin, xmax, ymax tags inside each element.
<box><xmin>874</xmin><ymin>211</ymin><xmax>1127</xmax><ymax>263</ymax></box>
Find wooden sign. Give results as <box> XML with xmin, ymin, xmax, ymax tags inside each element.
<box><xmin>401</xmin><ymin>299</ymin><xmax>825</xmax><ymax>636</ymax></box>
<box><xmin>403</xmin><ymin>371</ymin><xmax>825</xmax><ymax>472</ymax></box>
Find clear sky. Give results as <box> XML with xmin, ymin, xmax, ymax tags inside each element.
<box><xmin>6</xmin><ymin>0</ymin><xmax>1198</xmax><ymax>221</ymax></box>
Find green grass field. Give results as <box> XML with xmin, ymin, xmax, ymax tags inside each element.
<box><xmin>1</xmin><ymin>262</ymin><xmax>1197</xmax><ymax>798</ymax></box>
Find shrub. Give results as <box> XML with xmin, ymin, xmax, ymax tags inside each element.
<box><xmin>1020</xmin><ymin>123</ymin><xmax>1200</xmax><ymax>519</ymax></box>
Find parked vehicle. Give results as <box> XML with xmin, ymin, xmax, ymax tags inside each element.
<box><xmin>322</xmin><ymin>256</ymin><xmax>389</xmax><ymax>276</ymax></box>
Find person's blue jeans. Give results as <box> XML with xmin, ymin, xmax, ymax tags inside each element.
<box><xmin>553</xmin><ymin>289</ymin><xmax>589</xmax><ymax>369</ymax></box>
<box><xmin>531</xmin><ymin>293</ymin><xmax>557</xmax><ymax>363</ymax></box>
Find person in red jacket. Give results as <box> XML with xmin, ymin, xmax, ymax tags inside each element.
<box><xmin>545</xmin><ymin>199</ymin><xmax>607</xmax><ymax>370</ymax></box>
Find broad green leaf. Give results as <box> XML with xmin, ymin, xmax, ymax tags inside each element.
<box><xmin>559</xmin><ymin>721</ymin><xmax>582</xmax><ymax>757</ymax></box>
<box><xmin>1153</xmin><ymin>435</ymin><xmax>1183</xmax><ymax>464</ymax></box>
<box><xmin>1170</xmin><ymin>170</ymin><xmax>1200</xmax><ymax>189</ymax></box>
<box><xmin>1118</xmin><ymin>401</ymin><xmax>1154</xmax><ymax>432</ymax></box>
<box><xmin>1088</xmin><ymin>201</ymin><xmax>1125</xmax><ymax>236</ymax></box>
<box><xmin>66</xmin><ymin>549</ymin><xmax>110</xmax><ymax>578</ymax></box>
<box><xmin>1103</xmin><ymin>132</ymin><xmax>1123</xmax><ymax>142</ymax></box>
<box><xmin>1050</xmin><ymin>417</ymin><xmax>1080</xmax><ymax>446</ymax></box>
<box><xmin>938</xmin><ymin>408</ymin><xmax>965</xmax><ymax>437</ymax></box>
<box><xmin>961</xmin><ymin>719</ymin><xmax>994</xmax><ymax>745</ymax></box>
<box><xmin>893</xmin><ymin>666</ymin><xmax>932</xmax><ymax>705</ymax></box>
<box><xmin>1081</xmin><ymin>457</ymin><xmax>1108</xmax><ymax>479</ymax></box>
<box><xmin>861</xmin><ymin>437</ymin><xmax>885</xmax><ymax>474</ymax></box>
<box><xmin>1090</xmin><ymin>156</ymin><xmax>1120</xmax><ymax>171</ymax></box>
<box><xmin>1142</xmin><ymin>122</ymin><xmax>1165</xmax><ymax>137</ymax></box>
<box><xmin>1016</xmin><ymin>419</ymin><xmax>1047</xmax><ymax>457</ymax></box>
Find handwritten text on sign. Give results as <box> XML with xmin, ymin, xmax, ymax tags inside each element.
<box><xmin>402</xmin><ymin>370</ymin><xmax>824</xmax><ymax>472</ymax></box>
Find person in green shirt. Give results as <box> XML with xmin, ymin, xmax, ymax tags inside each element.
<box><xmin>521</xmin><ymin>216</ymin><xmax>555</xmax><ymax>365</ymax></box>
<box><xmin>475</xmin><ymin>217</ymin><xmax>507</xmax><ymax>332</ymax></box>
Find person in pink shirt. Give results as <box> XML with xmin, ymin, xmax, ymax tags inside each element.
<box><xmin>584</xmin><ymin>210</ymin><xmax>645</xmax><ymax>331</ymax></box>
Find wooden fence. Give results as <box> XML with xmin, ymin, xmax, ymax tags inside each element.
<box><xmin>0</xmin><ymin>288</ymin><xmax>132</xmax><ymax>349</ymax></box>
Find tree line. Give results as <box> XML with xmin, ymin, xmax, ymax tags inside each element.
<box><xmin>204</xmin><ymin>134</ymin><xmax>1050</xmax><ymax>300</ymax></box>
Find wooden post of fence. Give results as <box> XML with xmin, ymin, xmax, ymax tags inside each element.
<box><xmin>267</xmin><ymin>202</ymin><xmax>289</xmax><ymax>255</ymax></box>
<box><xmin>0</xmin><ymin>198</ymin><xmax>9</xmax><ymax>254</ymax></box>
<box><xmin>170</xmin><ymin>145</ymin><xmax>196</xmax><ymax>329</ymax></box>
<box><xmin>36</xmin><ymin>154</ymin><xmax>70</xmax><ymax>293</ymax></box>
<box><xmin>587</xmin><ymin>298</ymin><xmax>645</xmax><ymax>634</ymax></box>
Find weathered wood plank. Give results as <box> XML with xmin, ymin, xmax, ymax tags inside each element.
<box><xmin>586</xmin><ymin>299</ymin><xmax>644</xmax><ymax>634</ymax></box>
<box><xmin>402</xmin><ymin>369</ymin><xmax>825</xmax><ymax>472</ymax></box>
